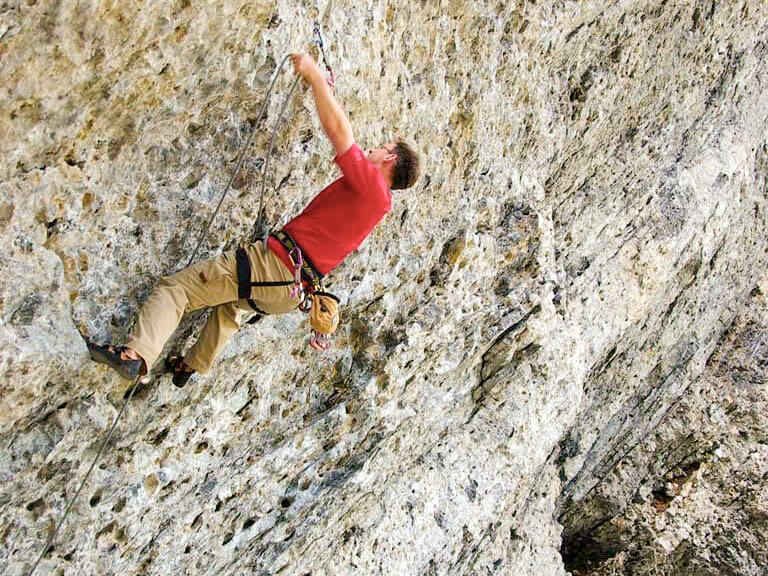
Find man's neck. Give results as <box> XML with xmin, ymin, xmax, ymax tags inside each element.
<box><xmin>380</xmin><ymin>168</ymin><xmax>393</xmax><ymax>189</ymax></box>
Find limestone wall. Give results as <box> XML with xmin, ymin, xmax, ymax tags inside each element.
<box><xmin>1</xmin><ymin>0</ymin><xmax>766</xmax><ymax>574</ymax></box>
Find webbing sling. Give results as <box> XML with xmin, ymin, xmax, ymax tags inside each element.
<box><xmin>272</xmin><ymin>230</ymin><xmax>324</xmax><ymax>288</ymax></box>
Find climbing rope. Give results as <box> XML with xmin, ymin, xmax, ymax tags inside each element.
<box><xmin>26</xmin><ymin>376</ymin><xmax>143</xmax><ymax>576</ymax></box>
<box><xmin>185</xmin><ymin>52</ymin><xmax>295</xmax><ymax>267</ymax></box>
<box><xmin>26</xmin><ymin>23</ymin><xmax>337</xmax><ymax>575</ymax></box>
<box><xmin>251</xmin><ymin>72</ymin><xmax>301</xmax><ymax>247</ymax></box>
<box><xmin>195</xmin><ymin>21</ymin><xmax>336</xmax><ymax>263</ymax></box>
<box><xmin>252</xmin><ymin>22</ymin><xmax>337</xmax><ymax>247</ymax></box>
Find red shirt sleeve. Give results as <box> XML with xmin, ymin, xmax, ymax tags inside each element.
<box><xmin>334</xmin><ymin>143</ymin><xmax>389</xmax><ymax>197</ymax></box>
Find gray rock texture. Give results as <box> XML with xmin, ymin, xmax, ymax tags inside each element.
<box><xmin>1</xmin><ymin>0</ymin><xmax>766</xmax><ymax>574</ymax></box>
<box><xmin>558</xmin><ymin>278</ymin><xmax>768</xmax><ymax>575</ymax></box>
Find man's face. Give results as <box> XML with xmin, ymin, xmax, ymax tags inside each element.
<box><xmin>366</xmin><ymin>142</ymin><xmax>396</xmax><ymax>166</ymax></box>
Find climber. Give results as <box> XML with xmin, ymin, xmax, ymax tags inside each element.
<box><xmin>86</xmin><ymin>53</ymin><xmax>421</xmax><ymax>387</ymax></box>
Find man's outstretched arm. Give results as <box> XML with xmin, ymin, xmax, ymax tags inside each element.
<box><xmin>291</xmin><ymin>53</ymin><xmax>354</xmax><ymax>156</ymax></box>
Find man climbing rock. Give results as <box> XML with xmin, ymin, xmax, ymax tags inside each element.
<box><xmin>87</xmin><ymin>53</ymin><xmax>420</xmax><ymax>387</ymax></box>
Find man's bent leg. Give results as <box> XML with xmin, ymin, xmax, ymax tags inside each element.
<box><xmin>184</xmin><ymin>301</ymin><xmax>250</xmax><ymax>374</ymax></box>
<box><xmin>125</xmin><ymin>252</ymin><xmax>239</xmax><ymax>371</ymax></box>
<box><xmin>181</xmin><ymin>244</ymin><xmax>297</xmax><ymax>374</ymax></box>
<box><xmin>170</xmin><ymin>243</ymin><xmax>298</xmax><ymax>375</ymax></box>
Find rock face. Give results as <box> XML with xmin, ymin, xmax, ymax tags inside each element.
<box><xmin>558</xmin><ymin>280</ymin><xmax>768</xmax><ymax>575</ymax></box>
<box><xmin>1</xmin><ymin>0</ymin><xmax>766</xmax><ymax>575</ymax></box>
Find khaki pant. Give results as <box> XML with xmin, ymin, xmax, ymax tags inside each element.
<box><xmin>125</xmin><ymin>244</ymin><xmax>298</xmax><ymax>374</ymax></box>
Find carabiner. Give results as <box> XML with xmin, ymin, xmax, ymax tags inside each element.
<box><xmin>313</xmin><ymin>21</ymin><xmax>336</xmax><ymax>87</ymax></box>
<box><xmin>288</xmin><ymin>247</ymin><xmax>304</xmax><ymax>300</ymax></box>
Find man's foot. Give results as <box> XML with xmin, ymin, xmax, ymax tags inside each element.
<box><xmin>164</xmin><ymin>355</ymin><xmax>195</xmax><ymax>388</ymax></box>
<box><xmin>86</xmin><ymin>341</ymin><xmax>147</xmax><ymax>380</ymax></box>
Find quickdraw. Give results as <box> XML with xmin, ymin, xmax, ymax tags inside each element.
<box><xmin>284</xmin><ymin>244</ymin><xmax>335</xmax><ymax>351</ymax></box>
<box><xmin>313</xmin><ymin>21</ymin><xmax>336</xmax><ymax>87</ymax></box>
<box><xmin>288</xmin><ymin>246</ymin><xmax>306</xmax><ymax>301</ymax></box>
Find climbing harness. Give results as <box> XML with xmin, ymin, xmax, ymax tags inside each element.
<box><xmin>269</xmin><ymin>230</ymin><xmax>341</xmax><ymax>348</ymax></box>
<box><xmin>26</xmin><ymin>23</ymin><xmax>338</xmax><ymax>576</ymax></box>
<box><xmin>236</xmin><ymin>229</ymin><xmax>342</xmax><ymax>350</ymax></box>
<box><xmin>236</xmin><ymin>230</ymin><xmax>320</xmax><ymax>313</ymax></box>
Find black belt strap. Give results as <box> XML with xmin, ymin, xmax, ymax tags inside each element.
<box><xmin>236</xmin><ymin>247</ymin><xmax>251</xmax><ymax>300</ymax></box>
<box><xmin>246</xmin><ymin>299</ymin><xmax>267</xmax><ymax>315</ymax></box>
<box><xmin>235</xmin><ymin>247</ymin><xmax>292</xmax><ymax>315</ymax></box>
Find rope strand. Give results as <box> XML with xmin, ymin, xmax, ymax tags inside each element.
<box><xmin>252</xmin><ymin>74</ymin><xmax>301</xmax><ymax>245</ymax></box>
<box><xmin>26</xmin><ymin>376</ymin><xmax>143</xmax><ymax>576</ymax></box>
<box><xmin>186</xmin><ymin>53</ymin><xmax>295</xmax><ymax>267</ymax></box>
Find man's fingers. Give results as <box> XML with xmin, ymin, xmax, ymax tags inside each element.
<box><xmin>291</xmin><ymin>53</ymin><xmax>305</xmax><ymax>76</ymax></box>
<box><xmin>290</xmin><ymin>53</ymin><xmax>318</xmax><ymax>80</ymax></box>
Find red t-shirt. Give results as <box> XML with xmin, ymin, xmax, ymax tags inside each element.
<box><xmin>267</xmin><ymin>143</ymin><xmax>392</xmax><ymax>277</ymax></box>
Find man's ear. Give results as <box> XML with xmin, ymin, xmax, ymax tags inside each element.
<box><xmin>384</xmin><ymin>153</ymin><xmax>397</xmax><ymax>165</ymax></box>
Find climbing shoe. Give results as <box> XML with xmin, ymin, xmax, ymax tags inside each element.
<box><xmin>165</xmin><ymin>355</ymin><xmax>195</xmax><ymax>388</ymax></box>
<box><xmin>86</xmin><ymin>341</ymin><xmax>146</xmax><ymax>380</ymax></box>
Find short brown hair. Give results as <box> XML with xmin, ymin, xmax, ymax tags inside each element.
<box><xmin>391</xmin><ymin>139</ymin><xmax>420</xmax><ymax>190</ymax></box>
